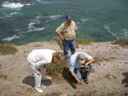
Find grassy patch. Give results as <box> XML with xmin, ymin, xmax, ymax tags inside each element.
<box><xmin>46</xmin><ymin>60</ymin><xmax>68</xmax><ymax>76</ymax></box>
<box><xmin>46</xmin><ymin>60</ymin><xmax>76</xmax><ymax>82</ymax></box>
<box><xmin>113</xmin><ymin>37</ymin><xmax>128</xmax><ymax>48</ymax></box>
<box><xmin>35</xmin><ymin>45</ymin><xmax>42</xmax><ymax>47</ymax></box>
<box><xmin>43</xmin><ymin>91</ymin><xmax>125</xmax><ymax>96</ymax></box>
<box><xmin>0</xmin><ymin>44</ymin><xmax>17</xmax><ymax>55</ymax></box>
<box><xmin>53</xmin><ymin>37</ymin><xmax>94</xmax><ymax>50</ymax></box>
<box><xmin>43</xmin><ymin>91</ymin><xmax>62</xmax><ymax>96</ymax></box>
<box><xmin>74</xmin><ymin>38</ymin><xmax>94</xmax><ymax>46</ymax></box>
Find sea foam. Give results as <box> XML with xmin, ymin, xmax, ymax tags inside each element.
<box><xmin>1</xmin><ymin>1</ymin><xmax>24</xmax><ymax>9</ymax></box>
<box><xmin>3</xmin><ymin>35</ymin><xmax>20</xmax><ymax>41</ymax></box>
<box><xmin>104</xmin><ymin>24</ymin><xmax>118</xmax><ymax>39</ymax></box>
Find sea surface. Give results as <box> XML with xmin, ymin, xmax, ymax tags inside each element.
<box><xmin>0</xmin><ymin>0</ymin><xmax>128</xmax><ymax>45</ymax></box>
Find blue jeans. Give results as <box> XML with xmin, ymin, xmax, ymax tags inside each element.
<box><xmin>62</xmin><ymin>40</ymin><xmax>76</xmax><ymax>59</ymax></box>
<box><xmin>74</xmin><ymin>64</ymin><xmax>93</xmax><ymax>80</ymax></box>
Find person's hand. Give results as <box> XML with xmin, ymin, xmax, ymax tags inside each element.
<box><xmin>37</xmin><ymin>71</ymin><xmax>41</xmax><ymax>75</ymax></box>
<box><xmin>77</xmin><ymin>79</ymin><xmax>81</xmax><ymax>84</ymax></box>
<box><xmin>37</xmin><ymin>69</ymin><xmax>41</xmax><ymax>75</ymax></box>
<box><xmin>84</xmin><ymin>64</ymin><xmax>88</xmax><ymax>69</ymax></box>
<box><xmin>61</xmin><ymin>36</ymin><xmax>65</xmax><ymax>41</ymax></box>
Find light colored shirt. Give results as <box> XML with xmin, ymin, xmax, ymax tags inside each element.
<box><xmin>56</xmin><ymin>21</ymin><xmax>77</xmax><ymax>41</ymax></box>
<box><xmin>28</xmin><ymin>49</ymin><xmax>55</xmax><ymax>69</ymax></box>
<box><xmin>68</xmin><ymin>52</ymin><xmax>92</xmax><ymax>72</ymax></box>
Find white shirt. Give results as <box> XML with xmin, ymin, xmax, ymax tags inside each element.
<box><xmin>29</xmin><ymin>49</ymin><xmax>55</xmax><ymax>69</ymax></box>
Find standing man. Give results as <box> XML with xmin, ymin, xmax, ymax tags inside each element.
<box><xmin>68</xmin><ymin>52</ymin><xmax>94</xmax><ymax>84</ymax></box>
<box><xmin>56</xmin><ymin>15</ymin><xmax>77</xmax><ymax>59</ymax></box>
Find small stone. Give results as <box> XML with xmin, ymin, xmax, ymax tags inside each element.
<box><xmin>77</xmin><ymin>90</ymin><xmax>82</xmax><ymax>92</ymax></box>
<box><xmin>108</xmin><ymin>76</ymin><xmax>112</xmax><ymax>79</ymax></box>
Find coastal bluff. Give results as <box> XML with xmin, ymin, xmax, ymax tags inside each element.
<box><xmin>0</xmin><ymin>39</ymin><xmax>128</xmax><ymax>96</ymax></box>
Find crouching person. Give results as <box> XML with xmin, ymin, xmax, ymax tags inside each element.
<box><xmin>68</xmin><ymin>52</ymin><xmax>94</xmax><ymax>84</ymax></box>
<box><xmin>27</xmin><ymin>49</ymin><xmax>65</xmax><ymax>93</ymax></box>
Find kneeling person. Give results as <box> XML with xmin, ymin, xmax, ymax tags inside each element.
<box><xmin>68</xmin><ymin>52</ymin><xmax>94</xmax><ymax>84</ymax></box>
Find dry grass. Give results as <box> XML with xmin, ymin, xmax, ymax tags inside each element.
<box><xmin>112</xmin><ymin>37</ymin><xmax>128</xmax><ymax>48</ymax></box>
<box><xmin>0</xmin><ymin>74</ymin><xmax>7</xmax><ymax>79</ymax></box>
<box><xmin>0</xmin><ymin>44</ymin><xmax>17</xmax><ymax>55</ymax></box>
<box><xmin>53</xmin><ymin>37</ymin><xmax>94</xmax><ymax>50</ymax></box>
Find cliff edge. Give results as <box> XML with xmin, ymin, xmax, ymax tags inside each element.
<box><xmin>0</xmin><ymin>40</ymin><xmax>128</xmax><ymax>96</ymax></box>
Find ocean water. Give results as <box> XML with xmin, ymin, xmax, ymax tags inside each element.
<box><xmin>0</xmin><ymin>0</ymin><xmax>128</xmax><ymax>45</ymax></box>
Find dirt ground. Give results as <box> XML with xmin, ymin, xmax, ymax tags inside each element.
<box><xmin>0</xmin><ymin>40</ymin><xmax>128</xmax><ymax>96</ymax></box>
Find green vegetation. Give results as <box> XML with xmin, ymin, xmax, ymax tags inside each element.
<box><xmin>0</xmin><ymin>44</ymin><xmax>17</xmax><ymax>55</ymax></box>
<box><xmin>43</xmin><ymin>91</ymin><xmax>62</xmax><ymax>96</ymax></box>
<box><xmin>113</xmin><ymin>37</ymin><xmax>128</xmax><ymax>47</ymax></box>
<box><xmin>46</xmin><ymin>60</ymin><xmax>68</xmax><ymax>76</ymax></box>
<box><xmin>43</xmin><ymin>91</ymin><xmax>124</xmax><ymax>96</ymax></box>
<box><xmin>53</xmin><ymin>37</ymin><xmax>94</xmax><ymax>50</ymax></box>
<box><xmin>72</xmin><ymin>91</ymin><xmax>123</xmax><ymax>96</ymax></box>
<box><xmin>75</xmin><ymin>38</ymin><xmax>94</xmax><ymax>46</ymax></box>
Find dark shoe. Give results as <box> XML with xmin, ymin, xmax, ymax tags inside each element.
<box><xmin>83</xmin><ymin>77</ymin><xmax>89</xmax><ymax>84</ymax></box>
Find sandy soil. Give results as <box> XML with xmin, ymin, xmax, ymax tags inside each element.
<box><xmin>0</xmin><ymin>40</ymin><xmax>128</xmax><ymax>96</ymax></box>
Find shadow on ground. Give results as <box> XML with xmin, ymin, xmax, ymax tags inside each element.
<box><xmin>22</xmin><ymin>76</ymin><xmax>52</xmax><ymax>88</ymax></box>
<box><xmin>62</xmin><ymin>67</ymin><xmax>77</xmax><ymax>89</ymax></box>
<box><xmin>122</xmin><ymin>72</ymin><xmax>128</xmax><ymax>87</ymax></box>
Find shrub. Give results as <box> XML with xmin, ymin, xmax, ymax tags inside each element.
<box><xmin>0</xmin><ymin>44</ymin><xmax>17</xmax><ymax>55</ymax></box>
<box><xmin>113</xmin><ymin>37</ymin><xmax>128</xmax><ymax>47</ymax></box>
<box><xmin>53</xmin><ymin>37</ymin><xmax>94</xmax><ymax>50</ymax></box>
<box><xmin>46</xmin><ymin>60</ymin><xmax>68</xmax><ymax>76</ymax></box>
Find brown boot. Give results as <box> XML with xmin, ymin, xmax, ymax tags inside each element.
<box><xmin>83</xmin><ymin>77</ymin><xmax>89</xmax><ymax>84</ymax></box>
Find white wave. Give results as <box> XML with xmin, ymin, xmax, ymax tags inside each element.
<box><xmin>28</xmin><ymin>21</ymin><xmax>45</xmax><ymax>32</ymax></box>
<box><xmin>45</xmin><ymin>15</ymin><xmax>62</xmax><ymax>23</ymax></box>
<box><xmin>2</xmin><ymin>35</ymin><xmax>20</xmax><ymax>41</ymax></box>
<box><xmin>10</xmin><ymin>12</ymin><xmax>17</xmax><ymax>15</ymax></box>
<box><xmin>28</xmin><ymin>22</ymin><xmax>36</xmax><ymax>29</ymax></box>
<box><xmin>81</xmin><ymin>18</ymin><xmax>89</xmax><ymax>22</ymax></box>
<box><xmin>120</xmin><ymin>29</ymin><xmax>128</xmax><ymax>37</ymax></box>
<box><xmin>37</xmin><ymin>0</ymin><xmax>51</xmax><ymax>4</ymax></box>
<box><xmin>49</xmin><ymin>15</ymin><xmax>61</xmax><ymax>20</ymax></box>
<box><xmin>1</xmin><ymin>12</ymin><xmax>18</xmax><ymax>18</ymax></box>
<box><xmin>104</xmin><ymin>24</ymin><xmax>118</xmax><ymax>38</ymax></box>
<box><xmin>28</xmin><ymin>27</ymin><xmax>45</xmax><ymax>32</ymax></box>
<box><xmin>26</xmin><ymin>15</ymin><xmax>62</xmax><ymax>33</ymax></box>
<box><xmin>37</xmin><ymin>0</ymin><xmax>63</xmax><ymax>4</ymax></box>
<box><xmin>1</xmin><ymin>1</ymin><xmax>24</xmax><ymax>9</ymax></box>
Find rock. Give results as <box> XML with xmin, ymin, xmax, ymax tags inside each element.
<box><xmin>108</xmin><ymin>76</ymin><xmax>112</xmax><ymax>79</ymax></box>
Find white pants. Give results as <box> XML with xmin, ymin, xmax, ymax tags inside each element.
<box><xmin>27</xmin><ymin>53</ymin><xmax>46</xmax><ymax>88</ymax></box>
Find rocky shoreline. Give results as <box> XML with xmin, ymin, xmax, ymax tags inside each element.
<box><xmin>0</xmin><ymin>40</ymin><xmax>128</xmax><ymax>96</ymax></box>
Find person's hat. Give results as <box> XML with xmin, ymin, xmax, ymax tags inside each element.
<box><xmin>66</xmin><ymin>15</ymin><xmax>72</xmax><ymax>20</ymax></box>
<box><xmin>77</xmin><ymin>53</ymin><xmax>85</xmax><ymax>64</ymax></box>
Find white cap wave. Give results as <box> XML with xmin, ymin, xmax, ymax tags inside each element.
<box><xmin>1</xmin><ymin>1</ymin><xmax>30</xmax><ymax>9</ymax></box>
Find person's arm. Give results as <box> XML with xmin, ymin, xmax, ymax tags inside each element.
<box><xmin>35</xmin><ymin>59</ymin><xmax>51</xmax><ymax>69</ymax></box>
<box><xmin>71</xmin><ymin>72</ymin><xmax>81</xmax><ymax>84</ymax></box>
<box><xmin>56</xmin><ymin>33</ymin><xmax>65</xmax><ymax>41</ymax></box>
<box><xmin>37</xmin><ymin>64</ymin><xmax>47</xmax><ymax>75</ymax></box>
<box><xmin>75</xmin><ymin>30</ymin><xmax>77</xmax><ymax>35</ymax></box>
<box><xmin>84</xmin><ymin>58</ymin><xmax>95</xmax><ymax>69</ymax></box>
